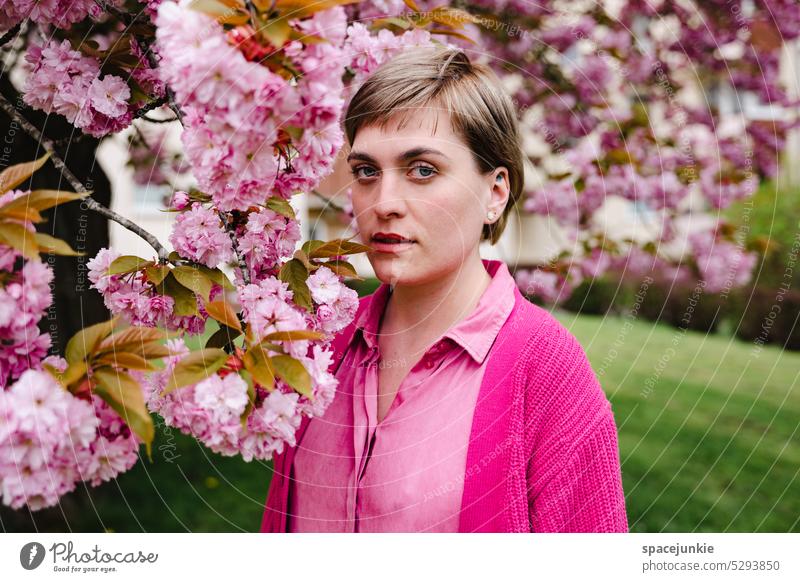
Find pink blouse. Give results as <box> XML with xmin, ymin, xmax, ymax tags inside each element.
<box><xmin>287</xmin><ymin>260</ymin><xmax>518</xmax><ymax>532</ymax></box>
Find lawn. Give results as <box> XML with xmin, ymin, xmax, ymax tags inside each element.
<box><xmin>555</xmin><ymin>311</ymin><xmax>800</xmax><ymax>532</ymax></box>
<box><xmin>3</xmin><ymin>309</ymin><xmax>798</xmax><ymax>532</ymax></box>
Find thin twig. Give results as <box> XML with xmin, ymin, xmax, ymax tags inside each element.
<box><xmin>92</xmin><ymin>0</ymin><xmax>138</xmax><ymax>26</ymax></box>
<box><xmin>311</xmin><ymin>189</ymin><xmax>346</xmax><ymax>214</ymax></box>
<box><xmin>93</xmin><ymin>0</ymin><xmax>185</xmax><ymax>124</ymax></box>
<box><xmin>134</xmin><ymin>95</ymin><xmax>169</xmax><ymax>119</ymax></box>
<box><xmin>218</xmin><ymin>211</ymin><xmax>251</xmax><ymax>285</ymax></box>
<box><xmin>140</xmin><ymin>114</ymin><xmax>179</xmax><ymax>123</ymax></box>
<box><xmin>0</xmin><ymin>21</ymin><xmax>22</xmax><ymax>49</ymax></box>
<box><xmin>0</xmin><ymin>92</ymin><xmax>170</xmax><ymax>261</ymax></box>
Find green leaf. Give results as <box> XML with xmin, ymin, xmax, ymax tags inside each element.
<box><xmin>172</xmin><ymin>265</ymin><xmax>213</xmax><ymax>302</ymax></box>
<box><xmin>205</xmin><ymin>324</ymin><xmax>242</xmax><ymax>349</ymax></box>
<box><xmin>56</xmin><ymin>360</ymin><xmax>88</xmax><ymax>390</ymax></box>
<box><xmin>307</xmin><ymin>238</ymin><xmax>372</xmax><ymax>259</ymax></box>
<box><xmin>271</xmin><ymin>0</ymin><xmax>360</xmax><ymax>20</ymax></box>
<box><xmin>196</xmin><ymin>265</ymin><xmax>235</xmax><ymax>291</ymax></box>
<box><xmin>108</xmin><ymin>255</ymin><xmax>155</xmax><ymax>276</ymax></box>
<box><xmin>260</xmin><ymin>17</ymin><xmax>293</xmax><ymax>48</ymax></box>
<box><xmin>34</xmin><ymin>232</ymin><xmax>83</xmax><ymax>256</ymax></box>
<box><xmin>279</xmin><ymin>258</ymin><xmax>313</xmax><ymax>311</ymax></box>
<box><xmin>265</xmin><ymin>196</ymin><xmax>296</xmax><ymax>219</ymax></box>
<box><xmin>0</xmin><ymin>153</ymin><xmax>51</xmax><ymax>195</ymax></box>
<box><xmin>204</xmin><ymin>300</ymin><xmax>242</xmax><ymax>332</ymax></box>
<box><xmin>161</xmin><ymin>348</ymin><xmax>229</xmax><ymax>395</ymax></box>
<box><xmin>65</xmin><ymin>319</ymin><xmax>117</xmax><ymax>365</ymax></box>
<box><xmin>0</xmin><ymin>222</ymin><xmax>38</xmax><ymax>260</ymax></box>
<box><xmin>98</xmin><ymin>327</ymin><xmax>171</xmax><ymax>359</ymax></box>
<box><xmin>92</xmin><ymin>368</ymin><xmax>154</xmax><ymax>460</ymax></box>
<box><xmin>272</xmin><ymin>354</ymin><xmax>312</xmax><ymax>397</ymax></box>
<box><xmin>144</xmin><ymin>264</ymin><xmax>171</xmax><ymax>286</ymax></box>
<box><xmin>0</xmin><ymin>204</ymin><xmax>42</xmax><ymax>223</ymax></box>
<box><xmin>292</xmin><ymin>248</ymin><xmax>313</xmax><ymax>270</ymax></box>
<box><xmin>188</xmin><ymin>0</ymin><xmax>249</xmax><ymax>25</ymax></box>
<box><xmin>242</xmin><ymin>344</ymin><xmax>275</xmax><ymax>391</ymax></box>
<box><xmin>301</xmin><ymin>239</ymin><xmax>326</xmax><ymax>256</ymax></box>
<box><xmin>94</xmin><ymin>352</ymin><xmax>155</xmax><ymax>371</ymax></box>
<box><xmin>7</xmin><ymin>189</ymin><xmax>87</xmax><ymax>212</ymax></box>
<box><xmin>239</xmin><ymin>369</ymin><xmax>256</xmax><ymax>427</ymax></box>
<box><xmin>160</xmin><ymin>272</ymin><xmax>199</xmax><ymax>317</ymax></box>
<box><xmin>318</xmin><ymin>258</ymin><xmax>360</xmax><ymax>279</ymax></box>
<box><xmin>283</xmin><ymin>125</ymin><xmax>305</xmax><ymax>142</ymax></box>
<box><xmin>261</xmin><ymin>329</ymin><xmax>325</xmax><ymax>341</ymax></box>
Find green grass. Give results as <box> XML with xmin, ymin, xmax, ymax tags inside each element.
<box><xmin>3</xmin><ymin>311</ymin><xmax>798</xmax><ymax>532</ymax></box>
<box><xmin>554</xmin><ymin>310</ymin><xmax>800</xmax><ymax>532</ymax></box>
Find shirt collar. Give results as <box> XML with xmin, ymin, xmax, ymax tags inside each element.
<box><xmin>351</xmin><ymin>259</ymin><xmax>517</xmax><ymax>365</ymax></box>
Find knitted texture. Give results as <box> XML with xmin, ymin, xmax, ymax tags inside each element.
<box><xmin>260</xmin><ymin>267</ymin><xmax>628</xmax><ymax>533</ymax></box>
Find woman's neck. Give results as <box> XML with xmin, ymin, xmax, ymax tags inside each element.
<box><xmin>380</xmin><ymin>252</ymin><xmax>492</xmax><ymax>341</ymax></box>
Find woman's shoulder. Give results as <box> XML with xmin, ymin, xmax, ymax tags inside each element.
<box><xmin>507</xmin><ymin>295</ymin><xmax>611</xmax><ymax>417</ymax></box>
<box><xmin>506</xmin><ymin>292</ymin><xmax>592</xmax><ymax>369</ymax></box>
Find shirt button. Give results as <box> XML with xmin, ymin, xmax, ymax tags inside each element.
<box><xmin>424</xmin><ymin>359</ymin><xmax>434</xmax><ymax>369</ymax></box>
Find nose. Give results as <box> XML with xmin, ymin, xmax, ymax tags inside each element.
<box><xmin>372</xmin><ymin>168</ymin><xmax>406</xmax><ymax>221</ymax></box>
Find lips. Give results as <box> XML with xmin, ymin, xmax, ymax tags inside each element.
<box><xmin>369</xmin><ymin>232</ymin><xmax>417</xmax><ymax>254</ymax></box>
<box><xmin>371</xmin><ymin>232</ymin><xmax>416</xmax><ymax>244</ymax></box>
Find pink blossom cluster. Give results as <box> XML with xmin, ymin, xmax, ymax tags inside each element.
<box><xmin>306</xmin><ymin>266</ymin><xmax>359</xmax><ymax>336</ymax></box>
<box><xmin>0</xmin><ymin>369</ymin><xmax>139</xmax><ymax>511</ymax></box>
<box><xmin>514</xmin><ymin>265</ymin><xmax>584</xmax><ymax>306</ymax></box>
<box><xmin>23</xmin><ymin>39</ymin><xmax>133</xmax><ymax>138</ymax></box>
<box><xmin>0</xmin><ymin>190</ymin><xmax>53</xmax><ymax>386</ymax></box>
<box><xmin>699</xmin><ymin>166</ymin><xmax>758</xmax><ymax>210</ymax></box>
<box><xmin>342</xmin><ymin>21</ymin><xmax>433</xmax><ymax>97</ymax></box>
<box><xmin>238</xmin><ymin>268</ymin><xmax>358</xmax><ymax>345</ymax></box>
<box><xmin>0</xmin><ymin>0</ymin><xmax>105</xmax><ymax>31</ymax></box>
<box><xmin>144</xmin><ymin>338</ymin><xmax>338</xmax><ymax>460</ymax></box>
<box><xmin>169</xmin><ymin>203</ymin><xmax>233</xmax><ymax>269</ymax></box>
<box><xmin>141</xmin><ymin>269</ymin><xmax>354</xmax><ymax>461</ymax></box>
<box><xmin>237</xmin><ymin>208</ymin><xmax>302</xmax><ymax>280</ymax></box>
<box><xmin>155</xmin><ymin>2</ymin><xmax>346</xmax><ymax>211</ymax></box>
<box><xmin>87</xmin><ymin>248</ymin><xmax>211</xmax><ymax>334</ymax></box>
<box><xmin>689</xmin><ymin>229</ymin><xmax>758</xmax><ymax>294</ymax></box>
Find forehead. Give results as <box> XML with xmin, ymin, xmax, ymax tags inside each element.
<box><xmin>352</xmin><ymin>107</ymin><xmax>468</xmax><ymax>155</ymax></box>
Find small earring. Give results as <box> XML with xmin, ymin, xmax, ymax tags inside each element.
<box><xmin>487</xmin><ymin>210</ymin><xmax>497</xmax><ymax>221</ymax></box>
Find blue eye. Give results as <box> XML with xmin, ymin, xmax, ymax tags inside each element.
<box><xmin>410</xmin><ymin>164</ymin><xmax>437</xmax><ymax>179</ymax></box>
<box><xmin>351</xmin><ymin>165</ymin><xmax>378</xmax><ymax>180</ymax></box>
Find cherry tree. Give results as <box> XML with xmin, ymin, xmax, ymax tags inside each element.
<box><xmin>0</xmin><ymin>0</ymin><xmax>796</xmax><ymax>511</ymax></box>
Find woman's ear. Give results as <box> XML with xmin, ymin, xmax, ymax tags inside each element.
<box><xmin>487</xmin><ymin>167</ymin><xmax>510</xmax><ymax>223</ymax></box>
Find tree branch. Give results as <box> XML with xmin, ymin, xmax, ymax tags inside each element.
<box><xmin>0</xmin><ymin>21</ymin><xmax>22</xmax><ymax>49</ymax></box>
<box><xmin>0</xmin><ymin>92</ymin><xmax>170</xmax><ymax>262</ymax></box>
<box><xmin>93</xmin><ymin>0</ymin><xmax>185</xmax><ymax>125</ymax></box>
<box><xmin>218</xmin><ymin>211</ymin><xmax>251</xmax><ymax>285</ymax></box>
<box><xmin>311</xmin><ymin>189</ymin><xmax>346</xmax><ymax>214</ymax></box>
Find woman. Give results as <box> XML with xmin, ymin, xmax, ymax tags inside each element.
<box><xmin>261</xmin><ymin>46</ymin><xmax>628</xmax><ymax>533</ymax></box>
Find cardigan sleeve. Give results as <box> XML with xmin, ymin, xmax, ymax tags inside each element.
<box><xmin>522</xmin><ymin>317</ymin><xmax>629</xmax><ymax>533</ymax></box>
<box><xmin>527</xmin><ymin>409</ymin><xmax>628</xmax><ymax>532</ymax></box>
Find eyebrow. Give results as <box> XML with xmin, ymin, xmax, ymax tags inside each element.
<box><xmin>346</xmin><ymin>147</ymin><xmax>451</xmax><ymax>165</ymax></box>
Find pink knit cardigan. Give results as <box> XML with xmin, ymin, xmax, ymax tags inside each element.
<box><xmin>260</xmin><ymin>283</ymin><xmax>629</xmax><ymax>533</ymax></box>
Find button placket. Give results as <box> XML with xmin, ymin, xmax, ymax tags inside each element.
<box><xmin>421</xmin><ymin>339</ymin><xmax>448</xmax><ymax>369</ymax></box>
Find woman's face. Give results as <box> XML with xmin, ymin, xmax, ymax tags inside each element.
<box><xmin>347</xmin><ymin>108</ymin><xmax>505</xmax><ymax>287</ymax></box>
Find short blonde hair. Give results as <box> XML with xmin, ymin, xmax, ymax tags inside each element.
<box><xmin>343</xmin><ymin>45</ymin><xmax>524</xmax><ymax>245</ymax></box>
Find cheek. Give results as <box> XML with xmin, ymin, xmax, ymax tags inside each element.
<box><xmin>435</xmin><ymin>189</ymin><xmax>484</xmax><ymax>236</ymax></box>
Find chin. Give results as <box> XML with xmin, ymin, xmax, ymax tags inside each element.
<box><xmin>369</xmin><ymin>256</ymin><xmax>419</xmax><ymax>287</ymax></box>
<box><xmin>370</xmin><ymin>256</ymin><xmax>445</xmax><ymax>288</ymax></box>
